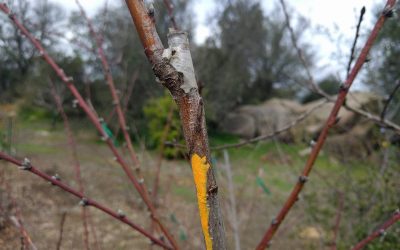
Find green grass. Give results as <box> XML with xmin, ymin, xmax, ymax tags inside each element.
<box><xmin>172</xmin><ymin>185</ymin><xmax>196</xmax><ymax>202</ymax></box>
<box><xmin>16</xmin><ymin>143</ymin><xmax>60</xmax><ymax>154</ymax></box>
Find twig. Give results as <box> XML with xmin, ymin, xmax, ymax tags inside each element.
<box><xmin>212</xmin><ymin>100</ymin><xmax>327</xmax><ymax>150</ymax></box>
<box><xmin>0</xmin><ymin>4</ymin><xmax>177</xmax><ymax>248</ymax></box>
<box><xmin>162</xmin><ymin>0</ymin><xmax>179</xmax><ymax>30</ymax></box>
<box><xmin>256</xmin><ymin>1</ymin><xmax>397</xmax><ymax>248</ymax></box>
<box><xmin>0</xmin><ymin>152</ymin><xmax>172</xmax><ymax>250</ymax></box>
<box><xmin>347</xmin><ymin>7</ymin><xmax>366</xmax><ymax>78</ymax></box>
<box><xmin>56</xmin><ymin>212</ymin><xmax>67</xmax><ymax>250</ymax></box>
<box><xmin>5</xmin><ymin>182</ymin><xmax>37</xmax><ymax>250</ymax></box>
<box><xmin>331</xmin><ymin>192</ymin><xmax>344</xmax><ymax>250</ymax></box>
<box><xmin>76</xmin><ymin>1</ymin><xmax>177</xmax><ymax>242</ymax></box>
<box><xmin>279</xmin><ymin>0</ymin><xmax>400</xmax><ymax>135</ymax></box>
<box><xmin>152</xmin><ymin>104</ymin><xmax>175</xmax><ymax>204</ymax></box>
<box><xmin>222</xmin><ymin>150</ymin><xmax>241</xmax><ymax>250</ymax></box>
<box><xmin>380</xmin><ymin>79</ymin><xmax>400</xmax><ymax>121</ymax></box>
<box><xmin>278</xmin><ymin>0</ymin><xmax>326</xmax><ymax>97</ymax></box>
<box><xmin>351</xmin><ymin>210</ymin><xmax>400</xmax><ymax>250</ymax></box>
<box><xmin>124</xmin><ymin>1</ymin><xmax>226</xmax><ymax>248</ymax></box>
<box><xmin>113</xmin><ymin>70</ymin><xmax>139</xmax><ymax>139</ymax></box>
<box><xmin>49</xmin><ymin>80</ymin><xmax>90</xmax><ymax>250</ymax></box>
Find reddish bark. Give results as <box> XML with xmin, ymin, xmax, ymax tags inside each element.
<box><xmin>256</xmin><ymin>1</ymin><xmax>397</xmax><ymax>249</ymax></box>
<box><xmin>0</xmin><ymin>152</ymin><xmax>172</xmax><ymax>250</ymax></box>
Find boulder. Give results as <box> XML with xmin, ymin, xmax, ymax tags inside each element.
<box><xmin>221</xmin><ymin>92</ymin><xmax>384</xmax><ymax>143</ymax></box>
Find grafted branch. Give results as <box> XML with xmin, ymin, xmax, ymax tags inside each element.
<box><xmin>256</xmin><ymin>1</ymin><xmax>397</xmax><ymax>249</ymax></box>
<box><xmin>124</xmin><ymin>1</ymin><xmax>226</xmax><ymax>249</ymax></box>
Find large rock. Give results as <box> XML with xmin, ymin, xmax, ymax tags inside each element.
<box><xmin>221</xmin><ymin>92</ymin><xmax>384</xmax><ymax>142</ymax></box>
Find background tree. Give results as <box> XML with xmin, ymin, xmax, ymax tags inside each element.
<box><xmin>194</xmin><ymin>0</ymin><xmax>314</xmax><ymax>125</ymax></box>
<box><xmin>0</xmin><ymin>0</ymin><xmax>64</xmax><ymax>101</ymax></box>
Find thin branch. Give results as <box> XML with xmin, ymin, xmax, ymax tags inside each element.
<box><xmin>49</xmin><ymin>80</ymin><xmax>90</xmax><ymax>250</ymax></box>
<box><xmin>380</xmin><ymin>79</ymin><xmax>400</xmax><ymax>121</ymax></box>
<box><xmin>279</xmin><ymin>0</ymin><xmax>326</xmax><ymax>97</ymax></box>
<box><xmin>351</xmin><ymin>210</ymin><xmax>400</xmax><ymax>250</ymax></box>
<box><xmin>347</xmin><ymin>7</ymin><xmax>366</xmax><ymax>78</ymax></box>
<box><xmin>124</xmin><ymin>1</ymin><xmax>226</xmax><ymax>248</ymax></box>
<box><xmin>331</xmin><ymin>192</ymin><xmax>344</xmax><ymax>250</ymax></box>
<box><xmin>165</xmin><ymin>100</ymin><xmax>327</xmax><ymax>150</ymax></box>
<box><xmin>114</xmin><ymin>70</ymin><xmax>139</xmax><ymax>139</ymax></box>
<box><xmin>74</xmin><ymin>2</ymin><xmax>178</xmax><ymax>246</ymax></box>
<box><xmin>162</xmin><ymin>0</ymin><xmax>179</xmax><ymax>30</ymax></box>
<box><xmin>211</xmin><ymin>100</ymin><xmax>327</xmax><ymax>150</ymax></box>
<box><xmin>0</xmin><ymin>152</ymin><xmax>172</xmax><ymax>250</ymax></box>
<box><xmin>256</xmin><ymin>1</ymin><xmax>397</xmax><ymax>248</ymax></box>
<box><xmin>152</xmin><ymin>104</ymin><xmax>175</xmax><ymax>204</ymax></box>
<box><xmin>56</xmin><ymin>212</ymin><xmax>67</xmax><ymax>250</ymax></box>
<box><xmin>222</xmin><ymin>150</ymin><xmax>241</xmax><ymax>250</ymax></box>
<box><xmin>279</xmin><ymin>0</ymin><xmax>400</xmax><ymax>135</ymax></box>
<box><xmin>0</xmin><ymin>4</ymin><xmax>176</xmax><ymax>248</ymax></box>
<box><xmin>4</xmin><ymin>182</ymin><xmax>37</xmax><ymax>250</ymax></box>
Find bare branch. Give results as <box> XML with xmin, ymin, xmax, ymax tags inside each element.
<box><xmin>162</xmin><ymin>0</ymin><xmax>179</xmax><ymax>30</ymax></box>
<box><xmin>0</xmin><ymin>4</ymin><xmax>176</xmax><ymax>247</ymax></box>
<box><xmin>56</xmin><ymin>212</ymin><xmax>67</xmax><ymax>250</ymax></box>
<box><xmin>279</xmin><ymin>0</ymin><xmax>400</xmax><ymax>134</ymax></box>
<box><xmin>347</xmin><ymin>7</ymin><xmax>366</xmax><ymax>78</ymax></box>
<box><xmin>49</xmin><ymin>80</ymin><xmax>90</xmax><ymax>250</ymax></box>
<box><xmin>0</xmin><ymin>152</ymin><xmax>172</xmax><ymax>250</ymax></box>
<box><xmin>351</xmin><ymin>210</ymin><xmax>400</xmax><ymax>250</ymax></box>
<box><xmin>256</xmin><ymin>1</ymin><xmax>397</xmax><ymax>248</ymax></box>
<box><xmin>212</xmin><ymin>100</ymin><xmax>327</xmax><ymax>150</ymax></box>
<box><xmin>380</xmin><ymin>79</ymin><xmax>400</xmax><ymax>121</ymax></box>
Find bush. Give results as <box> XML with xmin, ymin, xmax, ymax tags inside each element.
<box><xmin>143</xmin><ymin>91</ymin><xmax>185</xmax><ymax>158</ymax></box>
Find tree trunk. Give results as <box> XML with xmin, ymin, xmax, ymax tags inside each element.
<box><xmin>125</xmin><ymin>1</ymin><xmax>226</xmax><ymax>249</ymax></box>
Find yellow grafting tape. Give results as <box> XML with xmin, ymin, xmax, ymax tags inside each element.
<box><xmin>191</xmin><ymin>154</ymin><xmax>213</xmax><ymax>250</ymax></box>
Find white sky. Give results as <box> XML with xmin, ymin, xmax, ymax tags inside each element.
<box><xmin>51</xmin><ymin>0</ymin><xmax>386</xmax><ymax>87</ymax></box>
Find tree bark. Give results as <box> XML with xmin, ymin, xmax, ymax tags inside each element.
<box><xmin>124</xmin><ymin>1</ymin><xmax>226</xmax><ymax>249</ymax></box>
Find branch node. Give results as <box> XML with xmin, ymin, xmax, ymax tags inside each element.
<box><xmin>65</xmin><ymin>76</ymin><xmax>73</xmax><ymax>82</ymax></box>
<box><xmin>50</xmin><ymin>174</ymin><xmax>61</xmax><ymax>185</ymax></box>
<box><xmin>271</xmin><ymin>218</ymin><xmax>279</xmax><ymax>226</ymax></box>
<box><xmin>147</xmin><ymin>3</ymin><xmax>155</xmax><ymax>17</ymax></box>
<box><xmin>382</xmin><ymin>5</ymin><xmax>395</xmax><ymax>18</ymax></box>
<box><xmin>298</xmin><ymin>175</ymin><xmax>309</xmax><ymax>183</ymax></box>
<box><xmin>208</xmin><ymin>185</ymin><xmax>218</xmax><ymax>195</ymax></box>
<box><xmin>79</xmin><ymin>198</ymin><xmax>89</xmax><ymax>207</ymax></box>
<box><xmin>339</xmin><ymin>84</ymin><xmax>349</xmax><ymax>92</ymax></box>
<box><xmin>72</xmin><ymin>99</ymin><xmax>79</xmax><ymax>108</ymax></box>
<box><xmin>19</xmin><ymin>158</ymin><xmax>32</xmax><ymax>170</ymax></box>
<box><xmin>117</xmin><ymin>209</ymin><xmax>126</xmax><ymax>218</ymax></box>
<box><xmin>378</xmin><ymin>229</ymin><xmax>386</xmax><ymax>237</ymax></box>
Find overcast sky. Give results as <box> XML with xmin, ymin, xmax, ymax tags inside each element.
<box><xmin>50</xmin><ymin>0</ymin><xmax>385</xmax><ymax>88</ymax></box>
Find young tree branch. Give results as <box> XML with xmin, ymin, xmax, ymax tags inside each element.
<box><xmin>351</xmin><ymin>210</ymin><xmax>400</xmax><ymax>250</ymax></box>
<box><xmin>0</xmin><ymin>152</ymin><xmax>172</xmax><ymax>250</ymax></box>
<box><xmin>50</xmin><ymin>80</ymin><xmax>90</xmax><ymax>250</ymax></box>
<box><xmin>279</xmin><ymin>0</ymin><xmax>400</xmax><ymax>135</ymax></box>
<box><xmin>256</xmin><ymin>1</ymin><xmax>397</xmax><ymax>249</ymax></box>
<box><xmin>124</xmin><ymin>1</ymin><xmax>226</xmax><ymax>249</ymax></box>
<box><xmin>0</xmin><ymin>4</ymin><xmax>177</xmax><ymax>248</ymax></box>
<box><xmin>347</xmin><ymin>7</ymin><xmax>366</xmax><ymax>78</ymax></box>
